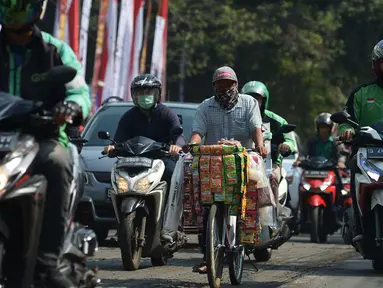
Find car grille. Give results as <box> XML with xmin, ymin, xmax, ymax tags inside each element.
<box><xmin>93</xmin><ymin>172</ymin><xmax>111</xmax><ymax>184</ymax></box>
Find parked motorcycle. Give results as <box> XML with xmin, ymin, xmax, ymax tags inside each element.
<box><xmin>331</xmin><ymin>111</ymin><xmax>383</xmax><ymax>269</ymax></box>
<box><xmin>245</xmin><ymin>124</ymin><xmax>296</xmax><ymax>262</ymax></box>
<box><xmin>0</xmin><ymin>66</ymin><xmax>99</xmax><ymax>287</ymax></box>
<box><xmin>98</xmin><ymin>130</ymin><xmax>186</xmax><ymax>271</ymax></box>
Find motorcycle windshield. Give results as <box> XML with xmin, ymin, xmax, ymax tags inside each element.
<box><xmin>304</xmin><ymin>156</ymin><xmax>334</xmax><ymax>169</ymax></box>
<box><xmin>124</xmin><ymin>136</ymin><xmax>161</xmax><ymax>156</ymax></box>
<box><xmin>0</xmin><ymin>92</ymin><xmax>35</xmax><ymax>122</ymax></box>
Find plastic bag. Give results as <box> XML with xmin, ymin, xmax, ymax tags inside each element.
<box><xmin>163</xmin><ymin>156</ymin><xmax>185</xmax><ymax>237</ymax></box>
<box><xmin>247</xmin><ymin>152</ymin><xmax>276</xmax><ymax>207</ymax></box>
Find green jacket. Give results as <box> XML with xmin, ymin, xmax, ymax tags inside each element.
<box><xmin>339</xmin><ymin>80</ymin><xmax>383</xmax><ymax>134</ymax></box>
<box><xmin>0</xmin><ymin>26</ymin><xmax>91</xmax><ymax>148</ymax></box>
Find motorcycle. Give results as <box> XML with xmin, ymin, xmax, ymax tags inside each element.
<box><xmin>98</xmin><ymin>130</ymin><xmax>186</xmax><ymax>271</ymax></box>
<box><xmin>245</xmin><ymin>124</ymin><xmax>296</xmax><ymax>262</ymax></box>
<box><xmin>0</xmin><ymin>66</ymin><xmax>99</xmax><ymax>287</ymax></box>
<box><xmin>297</xmin><ymin>156</ymin><xmax>341</xmax><ymax>243</ymax></box>
<box><xmin>331</xmin><ymin>111</ymin><xmax>383</xmax><ymax>269</ymax></box>
<box><xmin>339</xmin><ymin>168</ymin><xmax>353</xmax><ymax>244</ymax></box>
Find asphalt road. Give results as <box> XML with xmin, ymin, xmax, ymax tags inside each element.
<box><xmin>90</xmin><ymin>233</ymin><xmax>383</xmax><ymax>288</ymax></box>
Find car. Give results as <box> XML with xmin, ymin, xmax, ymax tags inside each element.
<box><xmin>281</xmin><ymin>131</ymin><xmax>303</xmax><ymax>216</ymax></box>
<box><xmin>76</xmin><ymin>102</ymin><xmax>198</xmax><ymax>242</ymax></box>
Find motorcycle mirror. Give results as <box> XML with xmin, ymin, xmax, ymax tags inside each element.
<box><xmin>98</xmin><ymin>131</ymin><xmax>110</xmax><ymax>140</ymax></box>
<box><xmin>330</xmin><ymin>111</ymin><xmax>349</xmax><ymax>124</ymax></box>
<box><xmin>44</xmin><ymin>65</ymin><xmax>77</xmax><ymax>84</ymax></box>
<box><xmin>170</xmin><ymin>126</ymin><xmax>183</xmax><ymax>136</ymax></box>
<box><xmin>279</xmin><ymin>124</ymin><xmax>296</xmax><ymax>134</ymax></box>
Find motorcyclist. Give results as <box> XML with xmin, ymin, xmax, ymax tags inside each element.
<box><xmin>0</xmin><ymin>1</ymin><xmax>91</xmax><ymax>287</ymax></box>
<box><xmin>295</xmin><ymin>113</ymin><xmax>344</xmax><ymax>226</ymax></box>
<box><xmin>241</xmin><ymin>81</ymin><xmax>296</xmax><ymax>215</ymax></box>
<box><xmin>339</xmin><ymin>39</ymin><xmax>383</xmax><ymax>244</ymax></box>
<box><xmin>104</xmin><ymin>74</ymin><xmax>186</xmax><ymax>244</ymax></box>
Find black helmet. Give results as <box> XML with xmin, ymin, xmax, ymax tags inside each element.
<box><xmin>101</xmin><ymin>96</ymin><xmax>124</xmax><ymax>106</ymax></box>
<box><xmin>315</xmin><ymin>112</ymin><xmax>333</xmax><ymax>130</ymax></box>
<box><xmin>372</xmin><ymin>40</ymin><xmax>383</xmax><ymax>76</ymax></box>
<box><xmin>131</xmin><ymin>74</ymin><xmax>162</xmax><ymax>109</ymax></box>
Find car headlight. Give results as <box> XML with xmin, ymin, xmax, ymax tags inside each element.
<box><xmin>320</xmin><ymin>174</ymin><xmax>334</xmax><ymax>191</ymax></box>
<box><xmin>359</xmin><ymin>154</ymin><xmax>382</xmax><ymax>182</ymax></box>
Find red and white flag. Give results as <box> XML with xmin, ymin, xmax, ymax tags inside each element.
<box><xmin>113</xmin><ymin>0</ymin><xmax>134</xmax><ymax>98</ymax></box>
<box><xmin>54</xmin><ymin>0</ymin><xmax>79</xmax><ymax>56</ymax></box>
<box><xmin>99</xmin><ymin>0</ymin><xmax>118</xmax><ymax>103</ymax></box>
<box><xmin>150</xmin><ymin>0</ymin><xmax>168</xmax><ymax>100</ymax></box>
<box><xmin>78</xmin><ymin>0</ymin><xmax>92</xmax><ymax>76</ymax></box>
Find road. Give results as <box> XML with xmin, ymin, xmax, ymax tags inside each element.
<box><xmin>90</xmin><ymin>233</ymin><xmax>383</xmax><ymax>288</ymax></box>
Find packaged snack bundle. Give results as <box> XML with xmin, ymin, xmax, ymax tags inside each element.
<box><xmin>223</xmin><ymin>155</ymin><xmax>237</xmax><ymax>185</ymax></box>
<box><xmin>200</xmin><ymin>156</ymin><xmax>213</xmax><ymax>204</ymax></box>
<box><xmin>224</xmin><ymin>185</ymin><xmax>234</xmax><ymax>204</ymax></box>
<box><xmin>210</xmin><ymin>145</ymin><xmax>223</xmax><ymax>155</ymax></box>
<box><xmin>199</xmin><ymin>145</ymin><xmax>211</xmax><ymax>155</ymax></box>
<box><xmin>210</xmin><ymin>156</ymin><xmax>223</xmax><ymax>189</ymax></box>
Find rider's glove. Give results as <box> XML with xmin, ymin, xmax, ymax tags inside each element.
<box><xmin>54</xmin><ymin>101</ymin><xmax>82</xmax><ymax>126</ymax></box>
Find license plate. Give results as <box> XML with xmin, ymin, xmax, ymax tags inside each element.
<box><xmin>0</xmin><ymin>132</ymin><xmax>17</xmax><ymax>151</ymax></box>
<box><xmin>303</xmin><ymin>170</ymin><xmax>328</xmax><ymax>178</ymax></box>
<box><xmin>367</xmin><ymin>147</ymin><xmax>383</xmax><ymax>159</ymax></box>
<box><xmin>116</xmin><ymin>157</ymin><xmax>153</xmax><ymax>168</ymax></box>
<box><xmin>106</xmin><ymin>188</ymin><xmax>113</xmax><ymax>202</ymax></box>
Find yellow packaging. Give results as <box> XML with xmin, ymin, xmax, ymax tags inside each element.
<box><xmin>239</xmin><ymin>228</ymin><xmax>255</xmax><ymax>244</ymax></box>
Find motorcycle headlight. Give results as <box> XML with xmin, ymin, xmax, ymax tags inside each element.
<box><xmin>117</xmin><ymin>176</ymin><xmax>129</xmax><ymax>193</ymax></box>
<box><xmin>320</xmin><ymin>174</ymin><xmax>334</xmax><ymax>191</ymax></box>
<box><xmin>359</xmin><ymin>154</ymin><xmax>383</xmax><ymax>182</ymax></box>
<box><xmin>133</xmin><ymin>177</ymin><xmax>151</xmax><ymax>193</ymax></box>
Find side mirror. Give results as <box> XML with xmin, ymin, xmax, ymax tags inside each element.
<box><xmin>280</xmin><ymin>124</ymin><xmax>296</xmax><ymax>134</ymax></box>
<box><xmin>44</xmin><ymin>65</ymin><xmax>77</xmax><ymax>84</ymax></box>
<box><xmin>171</xmin><ymin>126</ymin><xmax>183</xmax><ymax>136</ymax></box>
<box><xmin>98</xmin><ymin>131</ymin><xmax>110</xmax><ymax>140</ymax></box>
<box><xmin>330</xmin><ymin>111</ymin><xmax>349</xmax><ymax>124</ymax></box>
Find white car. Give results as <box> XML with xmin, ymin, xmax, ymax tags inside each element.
<box><xmin>281</xmin><ymin>132</ymin><xmax>303</xmax><ymax>215</ymax></box>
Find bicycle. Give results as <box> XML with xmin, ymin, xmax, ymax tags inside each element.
<box><xmin>206</xmin><ymin>201</ymin><xmax>244</xmax><ymax>288</ymax></box>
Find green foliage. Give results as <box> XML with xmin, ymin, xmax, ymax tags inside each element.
<box><xmin>165</xmin><ymin>0</ymin><xmax>383</xmax><ymax>137</ymax></box>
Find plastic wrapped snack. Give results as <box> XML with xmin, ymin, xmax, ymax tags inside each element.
<box><xmin>245</xmin><ymin>192</ymin><xmax>257</xmax><ymax>211</ymax></box>
<box><xmin>184</xmin><ymin>155</ymin><xmax>193</xmax><ymax>176</ymax></box>
<box><xmin>192</xmin><ymin>145</ymin><xmax>200</xmax><ymax>154</ymax></box>
<box><xmin>199</xmin><ymin>155</ymin><xmax>210</xmax><ymax>173</ymax></box>
<box><xmin>210</xmin><ymin>156</ymin><xmax>223</xmax><ymax>189</ymax></box>
<box><xmin>192</xmin><ymin>155</ymin><xmax>200</xmax><ymax>169</ymax></box>
<box><xmin>201</xmin><ymin>183</ymin><xmax>213</xmax><ymax>204</ymax></box>
<box><xmin>244</xmin><ymin>211</ymin><xmax>258</xmax><ymax>232</ymax></box>
<box><xmin>239</xmin><ymin>228</ymin><xmax>255</xmax><ymax>244</ymax></box>
<box><xmin>224</xmin><ymin>185</ymin><xmax>234</xmax><ymax>204</ymax></box>
<box><xmin>212</xmin><ymin>188</ymin><xmax>225</xmax><ymax>202</ymax></box>
<box><xmin>210</xmin><ymin>145</ymin><xmax>223</xmax><ymax>155</ymax></box>
<box><xmin>223</xmin><ymin>154</ymin><xmax>237</xmax><ymax>185</ymax></box>
<box><xmin>222</xmin><ymin>145</ymin><xmax>236</xmax><ymax>155</ymax></box>
<box><xmin>247</xmin><ymin>152</ymin><xmax>276</xmax><ymax>207</ymax></box>
<box><xmin>199</xmin><ymin>145</ymin><xmax>211</xmax><ymax>155</ymax></box>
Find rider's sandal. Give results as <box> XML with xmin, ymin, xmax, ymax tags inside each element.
<box><xmin>198</xmin><ymin>262</ymin><xmax>208</xmax><ymax>274</ymax></box>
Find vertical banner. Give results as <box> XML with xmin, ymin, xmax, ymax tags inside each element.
<box><xmin>54</xmin><ymin>0</ymin><xmax>73</xmax><ymax>41</ymax></box>
<box><xmin>113</xmin><ymin>0</ymin><xmax>134</xmax><ymax>98</ymax></box>
<box><xmin>150</xmin><ymin>0</ymin><xmax>168</xmax><ymax>100</ymax></box>
<box><xmin>78</xmin><ymin>0</ymin><xmax>92</xmax><ymax>75</ymax></box>
<box><xmin>68</xmin><ymin>0</ymin><xmax>79</xmax><ymax>57</ymax></box>
<box><xmin>140</xmin><ymin>0</ymin><xmax>152</xmax><ymax>74</ymax></box>
<box><xmin>99</xmin><ymin>0</ymin><xmax>118</xmax><ymax>104</ymax></box>
<box><xmin>90</xmin><ymin>0</ymin><xmax>109</xmax><ymax>113</ymax></box>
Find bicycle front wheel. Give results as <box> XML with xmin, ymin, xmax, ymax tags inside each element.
<box><xmin>228</xmin><ymin>245</ymin><xmax>244</xmax><ymax>285</ymax></box>
<box><xmin>206</xmin><ymin>203</ymin><xmax>225</xmax><ymax>288</ymax></box>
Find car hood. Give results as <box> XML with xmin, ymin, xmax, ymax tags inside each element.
<box><xmin>80</xmin><ymin>146</ymin><xmax>117</xmax><ymax>172</ymax></box>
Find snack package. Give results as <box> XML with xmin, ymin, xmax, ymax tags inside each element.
<box><xmin>223</xmin><ymin>154</ymin><xmax>237</xmax><ymax>185</ymax></box>
<box><xmin>212</xmin><ymin>188</ymin><xmax>225</xmax><ymax>202</ymax></box>
<box><xmin>239</xmin><ymin>228</ymin><xmax>255</xmax><ymax>244</ymax></box>
<box><xmin>183</xmin><ymin>210</ymin><xmax>194</xmax><ymax>226</ymax></box>
<box><xmin>199</xmin><ymin>145</ymin><xmax>211</xmax><ymax>155</ymax></box>
<box><xmin>224</xmin><ymin>185</ymin><xmax>234</xmax><ymax>204</ymax></box>
<box><xmin>210</xmin><ymin>156</ymin><xmax>223</xmax><ymax>189</ymax></box>
<box><xmin>199</xmin><ymin>155</ymin><xmax>210</xmax><ymax>173</ymax></box>
<box><xmin>194</xmin><ymin>200</ymin><xmax>202</xmax><ymax>214</ymax></box>
<box><xmin>244</xmin><ymin>211</ymin><xmax>258</xmax><ymax>232</ymax></box>
<box><xmin>247</xmin><ymin>180</ymin><xmax>257</xmax><ymax>193</ymax></box>
<box><xmin>210</xmin><ymin>145</ymin><xmax>223</xmax><ymax>155</ymax></box>
<box><xmin>192</xmin><ymin>155</ymin><xmax>200</xmax><ymax>169</ymax></box>
<box><xmin>245</xmin><ymin>192</ymin><xmax>257</xmax><ymax>211</ymax></box>
<box><xmin>235</xmin><ymin>153</ymin><xmax>246</xmax><ymax>184</ymax></box>
<box><xmin>229</xmin><ymin>204</ymin><xmax>241</xmax><ymax>216</ymax></box>
<box><xmin>222</xmin><ymin>145</ymin><xmax>236</xmax><ymax>155</ymax></box>
<box><xmin>200</xmin><ymin>172</ymin><xmax>210</xmax><ymax>185</ymax></box>
<box><xmin>197</xmin><ymin>214</ymin><xmax>204</xmax><ymax>232</ymax></box>
<box><xmin>201</xmin><ymin>183</ymin><xmax>213</xmax><ymax>204</ymax></box>
<box><xmin>184</xmin><ymin>155</ymin><xmax>193</xmax><ymax>176</ymax></box>
<box><xmin>254</xmin><ymin>226</ymin><xmax>263</xmax><ymax>244</ymax></box>
<box><xmin>232</xmin><ymin>191</ymin><xmax>242</xmax><ymax>205</ymax></box>
<box><xmin>192</xmin><ymin>145</ymin><xmax>200</xmax><ymax>155</ymax></box>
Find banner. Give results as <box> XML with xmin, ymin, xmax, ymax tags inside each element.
<box><xmin>99</xmin><ymin>0</ymin><xmax>118</xmax><ymax>104</ymax></box>
<box><xmin>150</xmin><ymin>0</ymin><xmax>168</xmax><ymax>100</ymax></box>
<box><xmin>90</xmin><ymin>0</ymin><xmax>109</xmax><ymax>113</ymax></box>
<box><xmin>113</xmin><ymin>0</ymin><xmax>134</xmax><ymax>98</ymax></box>
<box><xmin>68</xmin><ymin>0</ymin><xmax>79</xmax><ymax>56</ymax></box>
<box><xmin>78</xmin><ymin>0</ymin><xmax>92</xmax><ymax>76</ymax></box>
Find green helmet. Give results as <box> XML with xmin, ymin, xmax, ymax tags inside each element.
<box><xmin>241</xmin><ymin>81</ymin><xmax>269</xmax><ymax>108</ymax></box>
<box><xmin>0</xmin><ymin>0</ymin><xmax>47</xmax><ymax>27</ymax></box>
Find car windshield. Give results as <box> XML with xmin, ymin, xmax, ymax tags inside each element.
<box><xmin>83</xmin><ymin>104</ymin><xmax>197</xmax><ymax>146</ymax></box>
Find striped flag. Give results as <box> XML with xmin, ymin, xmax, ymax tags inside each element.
<box><xmin>78</xmin><ymin>0</ymin><xmax>92</xmax><ymax>77</ymax></box>
<box><xmin>150</xmin><ymin>0</ymin><xmax>168</xmax><ymax>100</ymax></box>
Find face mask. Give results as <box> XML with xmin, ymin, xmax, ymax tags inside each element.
<box><xmin>214</xmin><ymin>86</ymin><xmax>239</xmax><ymax>110</ymax></box>
<box><xmin>137</xmin><ymin>95</ymin><xmax>155</xmax><ymax>110</ymax></box>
